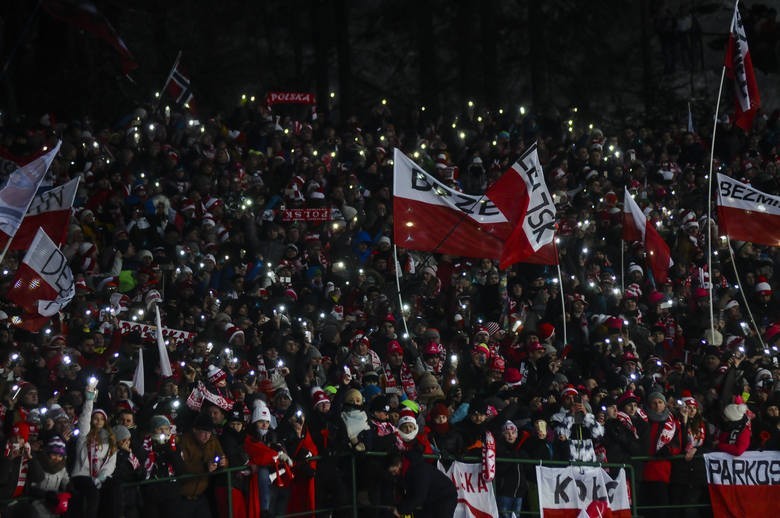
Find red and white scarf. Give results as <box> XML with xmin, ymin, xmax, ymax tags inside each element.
<box><xmin>482</xmin><ymin>431</ymin><xmax>496</xmax><ymax>482</ymax></box>
<box><xmin>142</xmin><ymin>435</ymin><xmax>176</xmax><ymax>479</ymax></box>
<box><xmin>656</xmin><ymin>417</ymin><xmax>677</xmax><ymax>452</ymax></box>
<box><xmin>616</xmin><ymin>411</ymin><xmax>638</xmax><ymax>439</ymax></box>
<box><xmin>88</xmin><ymin>439</ymin><xmax>111</xmax><ymax>478</ymax></box>
<box><xmin>186</xmin><ymin>381</ymin><xmax>234</xmax><ymax>412</ymax></box>
<box><xmin>686</xmin><ymin>422</ymin><xmax>706</xmax><ymax>451</ymax></box>
<box><xmin>371</xmin><ymin>418</ymin><xmax>396</xmax><ymax>437</ymax></box>
<box><xmin>3</xmin><ymin>442</ymin><xmax>29</xmax><ymax>498</ymax></box>
<box><xmin>383</xmin><ymin>362</ymin><xmax>417</xmax><ymax>401</ymax></box>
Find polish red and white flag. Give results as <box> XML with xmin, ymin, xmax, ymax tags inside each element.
<box><xmin>623</xmin><ymin>187</ymin><xmax>673</xmax><ymax>285</ymax></box>
<box><xmin>717</xmin><ymin>173</ymin><xmax>780</xmax><ymax>246</ymax></box>
<box><xmin>725</xmin><ymin>1</ymin><xmax>760</xmax><ymax>132</ymax></box>
<box><xmin>7</xmin><ymin>229</ymin><xmax>75</xmax><ymax>331</ymax></box>
<box><xmin>393</xmin><ymin>144</ymin><xmax>557</xmax><ymax>268</ymax></box>
<box><xmin>0</xmin><ymin>177</ymin><xmax>79</xmax><ymax>251</ymax></box>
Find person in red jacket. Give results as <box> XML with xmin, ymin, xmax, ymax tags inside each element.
<box><xmin>639</xmin><ymin>391</ymin><xmax>682</xmax><ymax>517</ymax></box>
<box><xmin>717</xmin><ymin>396</ymin><xmax>752</xmax><ymax>456</ymax></box>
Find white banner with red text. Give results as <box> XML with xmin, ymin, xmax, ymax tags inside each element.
<box><xmin>437</xmin><ymin>460</ymin><xmax>499</xmax><ymax>518</ymax></box>
<box><xmin>536</xmin><ymin>465</ymin><xmax>631</xmax><ymax>518</ymax></box>
<box><xmin>704</xmin><ymin>450</ymin><xmax>780</xmax><ymax>517</ymax></box>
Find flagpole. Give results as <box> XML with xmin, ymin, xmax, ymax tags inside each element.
<box><xmin>706</xmin><ymin>65</ymin><xmax>727</xmax><ymax>344</ymax></box>
<box><xmin>620</xmin><ymin>241</ymin><xmax>625</xmax><ymax>295</ymax></box>
<box><xmin>556</xmin><ymin>261</ymin><xmax>567</xmax><ymax>347</ymax></box>
<box><xmin>155</xmin><ymin>50</ymin><xmax>182</xmax><ymax>113</ymax></box>
<box><xmin>392</xmin><ymin>245</ymin><xmax>410</xmax><ymax>339</ymax></box>
<box><xmin>726</xmin><ymin>241</ymin><xmax>767</xmax><ymax>350</ymax></box>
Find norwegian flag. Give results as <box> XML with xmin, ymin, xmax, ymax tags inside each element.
<box><xmin>724</xmin><ymin>1</ymin><xmax>760</xmax><ymax>132</ymax></box>
<box><xmin>163</xmin><ymin>54</ymin><xmax>194</xmax><ymax>109</ymax></box>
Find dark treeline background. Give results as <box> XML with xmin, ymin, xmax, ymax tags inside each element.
<box><xmin>0</xmin><ymin>0</ymin><xmax>777</xmax><ymax>128</ymax></box>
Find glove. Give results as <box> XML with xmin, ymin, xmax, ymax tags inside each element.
<box><xmin>277</xmin><ymin>451</ymin><xmax>291</xmax><ymax>464</ymax></box>
<box><xmin>93</xmin><ymin>478</ymin><xmax>102</xmax><ymax>490</ymax></box>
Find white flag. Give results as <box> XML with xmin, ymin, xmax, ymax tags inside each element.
<box><xmin>155</xmin><ymin>305</ymin><xmax>173</xmax><ymax>377</ymax></box>
<box><xmin>133</xmin><ymin>347</ymin><xmax>145</xmax><ymax>396</ymax></box>
<box><xmin>0</xmin><ymin>142</ymin><xmax>61</xmax><ymax>238</ymax></box>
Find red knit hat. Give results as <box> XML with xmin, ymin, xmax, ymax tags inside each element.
<box><xmin>386</xmin><ymin>340</ymin><xmax>403</xmax><ymax>356</ymax></box>
<box><xmin>312</xmin><ymin>389</ymin><xmax>330</xmax><ymax>408</ymax></box>
<box><xmin>538</xmin><ymin>322</ymin><xmax>555</xmax><ymax>341</ymax></box>
<box><xmin>560</xmin><ymin>385</ymin><xmax>578</xmax><ymax>398</ymax></box>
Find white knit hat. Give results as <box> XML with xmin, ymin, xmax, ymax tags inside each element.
<box><xmin>251</xmin><ymin>399</ymin><xmax>272</xmax><ymax>423</ymax></box>
<box><xmin>723</xmin><ymin>397</ymin><xmax>748</xmax><ymax>422</ymax></box>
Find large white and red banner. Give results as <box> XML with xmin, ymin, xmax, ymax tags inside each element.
<box><xmin>7</xmin><ymin>229</ymin><xmax>75</xmax><ymax>331</ymax></box>
<box><xmin>705</xmin><ymin>451</ymin><xmax>780</xmax><ymax>517</ymax></box>
<box><xmin>438</xmin><ymin>460</ymin><xmax>498</xmax><ymax>518</ymax></box>
<box><xmin>717</xmin><ymin>173</ymin><xmax>780</xmax><ymax>246</ymax></box>
<box><xmin>0</xmin><ymin>177</ymin><xmax>79</xmax><ymax>251</ymax></box>
<box><xmin>623</xmin><ymin>187</ymin><xmax>673</xmax><ymax>284</ymax></box>
<box><xmin>117</xmin><ymin>319</ymin><xmax>194</xmax><ymax>346</ymax></box>
<box><xmin>536</xmin><ymin>465</ymin><xmax>631</xmax><ymax>518</ymax></box>
<box><xmin>393</xmin><ymin>145</ymin><xmax>556</xmax><ymax>267</ymax></box>
<box><xmin>0</xmin><ymin>142</ymin><xmax>61</xmax><ymax>241</ymax></box>
<box><xmin>724</xmin><ymin>1</ymin><xmax>760</xmax><ymax>132</ymax></box>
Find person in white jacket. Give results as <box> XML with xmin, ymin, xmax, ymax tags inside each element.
<box><xmin>69</xmin><ymin>379</ymin><xmax>117</xmax><ymax>517</ymax></box>
<box><xmin>28</xmin><ymin>437</ymin><xmax>70</xmax><ymax>518</ymax></box>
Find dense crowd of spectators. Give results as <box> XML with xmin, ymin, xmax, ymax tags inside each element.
<box><xmin>0</xmin><ymin>92</ymin><xmax>778</xmax><ymax>518</ymax></box>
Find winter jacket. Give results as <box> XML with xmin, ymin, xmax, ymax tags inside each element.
<box><xmin>27</xmin><ymin>454</ymin><xmax>69</xmax><ymax>518</ymax></box>
<box><xmin>640</xmin><ymin>413</ymin><xmax>682</xmax><ymax>483</ymax></box>
<box><xmin>717</xmin><ymin>416</ymin><xmax>752</xmax><ymax>456</ymax></box>
<box><xmin>495</xmin><ymin>434</ymin><xmax>530</xmax><ymax>498</ymax></box>
<box><xmin>550</xmin><ymin>409</ymin><xmax>605</xmax><ymax>462</ymax></box>
<box><xmin>397</xmin><ymin>449</ymin><xmax>458</xmax><ymax>515</ymax></box>
<box><xmin>178</xmin><ymin>430</ymin><xmax>226</xmax><ymax>498</ymax></box>
<box><xmin>69</xmin><ymin>396</ymin><xmax>117</xmax><ymax>485</ymax></box>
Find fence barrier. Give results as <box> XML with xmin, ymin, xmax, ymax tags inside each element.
<box><xmin>0</xmin><ymin>451</ymin><xmax>719</xmax><ymax>517</ymax></box>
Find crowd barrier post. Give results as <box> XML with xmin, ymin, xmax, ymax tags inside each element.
<box><xmin>351</xmin><ymin>452</ymin><xmax>359</xmax><ymax>518</ymax></box>
<box><xmin>227</xmin><ymin>467</ymin><xmax>233</xmax><ymax>518</ymax></box>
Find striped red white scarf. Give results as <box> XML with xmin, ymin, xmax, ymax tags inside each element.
<box><xmin>382</xmin><ymin>362</ymin><xmax>417</xmax><ymax>400</ymax></box>
<box><xmin>656</xmin><ymin>417</ymin><xmax>677</xmax><ymax>452</ymax></box>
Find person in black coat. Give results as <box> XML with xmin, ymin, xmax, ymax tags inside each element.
<box><xmin>103</xmin><ymin>425</ymin><xmax>144</xmax><ymax>518</ymax></box>
<box><xmin>386</xmin><ymin>449</ymin><xmax>457</xmax><ymax>518</ymax></box>
<box><xmin>602</xmin><ymin>396</ymin><xmax>642</xmax><ymax>469</ymax></box>
<box><xmin>494</xmin><ymin>420</ymin><xmax>530</xmax><ymax>518</ymax></box>
<box><xmin>215</xmin><ymin>407</ymin><xmax>251</xmax><ymax>518</ymax></box>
